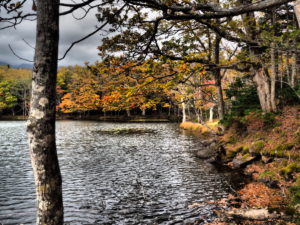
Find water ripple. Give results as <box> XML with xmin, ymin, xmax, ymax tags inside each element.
<box><xmin>0</xmin><ymin>121</ymin><xmax>229</xmax><ymax>224</ymax></box>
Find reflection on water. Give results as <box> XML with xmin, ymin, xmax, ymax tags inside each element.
<box><xmin>0</xmin><ymin>121</ymin><xmax>229</xmax><ymax>225</ymax></box>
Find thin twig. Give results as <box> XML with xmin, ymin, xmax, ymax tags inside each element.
<box><xmin>8</xmin><ymin>44</ymin><xmax>34</xmax><ymax>63</ymax></box>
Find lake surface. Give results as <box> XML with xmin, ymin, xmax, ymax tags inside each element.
<box><xmin>0</xmin><ymin>121</ymin><xmax>229</xmax><ymax>225</ymax></box>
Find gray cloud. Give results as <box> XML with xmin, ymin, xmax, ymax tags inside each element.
<box><xmin>0</xmin><ymin>5</ymin><xmax>103</xmax><ymax>67</ymax></box>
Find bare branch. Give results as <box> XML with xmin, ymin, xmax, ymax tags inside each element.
<box><xmin>8</xmin><ymin>44</ymin><xmax>34</xmax><ymax>63</ymax></box>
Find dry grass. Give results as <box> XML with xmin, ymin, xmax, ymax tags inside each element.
<box><xmin>179</xmin><ymin>121</ymin><xmax>220</xmax><ymax>134</ymax></box>
<box><xmin>238</xmin><ymin>182</ymin><xmax>286</xmax><ymax>208</ymax></box>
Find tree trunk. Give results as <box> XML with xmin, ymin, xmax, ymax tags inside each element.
<box><xmin>294</xmin><ymin>0</ymin><xmax>300</xmax><ymax>26</ymax></box>
<box><xmin>142</xmin><ymin>108</ymin><xmax>146</xmax><ymax>116</ymax></box>
<box><xmin>292</xmin><ymin>50</ymin><xmax>297</xmax><ymax>88</ymax></box>
<box><xmin>209</xmin><ymin>106</ymin><xmax>214</xmax><ymax>122</ymax></box>
<box><xmin>291</xmin><ymin>14</ymin><xmax>300</xmax><ymax>88</ymax></box>
<box><xmin>126</xmin><ymin>109</ymin><xmax>131</xmax><ymax>117</ymax></box>
<box><xmin>253</xmin><ymin>67</ymin><xmax>273</xmax><ymax>112</ymax></box>
<box><xmin>181</xmin><ymin>98</ymin><xmax>186</xmax><ymax>123</ymax></box>
<box><xmin>26</xmin><ymin>0</ymin><xmax>63</xmax><ymax>224</ymax></box>
<box><xmin>238</xmin><ymin>0</ymin><xmax>276</xmax><ymax>113</ymax></box>
<box><xmin>270</xmin><ymin>45</ymin><xmax>277</xmax><ymax>112</ymax></box>
<box><xmin>270</xmin><ymin>11</ymin><xmax>278</xmax><ymax>112</ymax></box>
<box><xmin>213</xmin><ymin>34</ymin><xmax>225</xmax><ymax>120</ymax></box>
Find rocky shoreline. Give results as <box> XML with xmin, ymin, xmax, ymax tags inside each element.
<box><xmin>192</xmin><ymin>137</ymin><xmax>296</xmax><ymax>224</ymax></box>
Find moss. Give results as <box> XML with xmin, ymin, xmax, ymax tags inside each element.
<box><xmin>289</xmin><ymin>185</ymin><xmax>300</xmax><ymax>205</ymax></box>
<box><xmin>263</xmin><ymin>147</ymin><xmax>290</xmax><ymax>158</ymax></box>
<box><xmin>251</xmin><ymin>140</ymin><xmax>265</xmax><ymax>153</ymax></box>
<box><xmin>226</xmin><ymin>146</ymin><xmax>245</xmax><ymax>159</ymax></box>
<box><xmin>259</xmin><ymin>170</ymin><xmax>276</xmax><ymax>180</ymax></box>
<box><xmin>242</xmin><ymin>146</ymin><xmax>250</xmax><ymax>154</ymax></box>
<box><xmin>241</xmin><ymin>153</ymin><xmax>251</xmax><ymax>160</ymax></box>
<box><xmin>227</xmin><ymin>135</ymin><xmax>238</xmax><ymax>144</ymax></box>
<box><xmin>226</xmin><ymin>150</ymin><xmax>237</xmax><ymax>159</ymax></box>
<box><xmin>280</xmin><ymin>163</ymin><xmax>300</xmax><ymax>177</ymax></box>
<box><xmin>274</xmin><ymin>143</ymin><xmax>294</xmax><ymax>152</ymax></box>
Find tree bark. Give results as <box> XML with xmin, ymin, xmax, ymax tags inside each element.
<box><xmin>181</xmin><ymin>98</ymin><xmax>187</xmax><ymax>123</ymax></box>
<box><xmin>142</xmin><ymin>108</ymin><xmax>146</xmax><ymax>116</ymax></box>
<box><xmin>294</xmin><ymin>0</ymin><xmax>300</xmax><ymax>26</ymax></box>
<box><xmin>253</xmin><ymin>67</ymin><xmax>273</xmax><ymax>112</ymax></box>
<box><xmin>238</xmin><ymin>0</ymin><xmax>276</xmax><ymax>112</ymax></box>
<box><xmin>291</xmin><ymin>15</ymin><xmax>300</xmax><ymax>88</ymax></box>
<box><xmin>209</xmin><ymin>106</ymin><xmax>214</xmax><ymax>122</ymax></box>
<box><xmin>126</xmin><ymin>109</ymin><xmax>131</xmax><ymax>117</ymax></box>
<box><xmin>26</xmin><ymin>0</ymin><xmax>63</xmax><ymax>224</ymax></box>
<box><xmin>270</xmin><ymin>11</ymin><xmax>278</xmax><ymax>112</ymax></box>
<box><xmin>213</xmin><ymin>34</ymin><xmax>225</xmax><ymax>120</ymax></box>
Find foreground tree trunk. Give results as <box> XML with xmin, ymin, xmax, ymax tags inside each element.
<box><xmin>27</xmin><ymin>0</ymin><xmax>63</xmax><ymax>224</ymax></box>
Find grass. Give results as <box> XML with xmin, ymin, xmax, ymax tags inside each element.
<box><xmin>179</xmin><ymin>121</ymin><xmax>220</xmax><ymax>135</ymax></box>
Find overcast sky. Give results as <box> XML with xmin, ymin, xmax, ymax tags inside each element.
<box><xmin>0</xmin><ymin>5</ymin><xmax>104</xmax><ymax>66</ymax></box>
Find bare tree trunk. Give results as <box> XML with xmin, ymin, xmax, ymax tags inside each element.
<box><xmin>126</xmin><ymin>109</ymin><xmax>131</xmax><ymax>117</ymax></box>
<box><xmin>286</xmin><ymin>52</ymin><xmax>291</xmax><ymax>85</ymax></box>
<box><xmin>270</xmin><ymin>11</ymin><xmax>278</xmax><ymax>112</ymax></box>
<box><xmin>270</xmin><ymin>44</ymin><xmax>277</xmax><ymax>112</ymax></box>
<box><xmin>141</xmin><ymin>108</ymin><xmax>146</xmax><ymax>116</ymax></box>
<box><xmin>291</xmin><ymin>14</ymin><xmax>300</xmax><ymax>88</ymax></box>
<box><xmin>26</xmin><ymin>0</ymin><xmax>63</xmax><ymax>224</ymax></box>
<box><xmin>292</xmin><ymin>50</ymin><xmax>297</xmax><ymax>88</ymax></box>
<box><xmin>213</xmin><ymin>34</ymin><xmax>225</xmax><ymax>120</ymax></box>
<box><xmin>209</xmin><ymin>106</ymin><xmax>214</xmax><ymax>122</ymax></box>
<box><xmin>280</xmin><ymin>55</ymin><xmax>284</xmax><ymax>89</ymax></box>
<box><xmin>181</xmin><ymin>98</ymin><xmax>186</xmax><ymax>123</ymax></box>
<box><xmin>253</xmin><ymin>67</ymin><xmax>272</xmax><ymax>112</ymax></box>
<box><xmin>294</xmin><ymin>0</ymin><xmax>300</xmax><ymax>26</ymax></box>
<box><xmin>238</xmin><ymin>0</ymin><xmax>276</xmax><ymax>113</ymax></box>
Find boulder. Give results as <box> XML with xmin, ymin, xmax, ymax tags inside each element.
<box><xmin>230</xmin><ymin>154</ymin><xmax>261</xmax><ymax>169</ymax></box>
<box><xmin>195</xmin><ymin>148</ymin><xmax>214</xmax><ymax>159</ymax></box>
<box><xmin>258</xmin><ymin>179</ymin><xmax>280</xmax><ymax>189</ymax></box>
<box><xmin>226</xmin><ymin>208</ymin><xmax>281</xmax><ymax>220</ymax></box>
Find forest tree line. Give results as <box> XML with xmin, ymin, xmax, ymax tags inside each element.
<box><xmin>0</xmin><ymin>50</ymin><xmax>299</xmax><ymax>123</ymax></box>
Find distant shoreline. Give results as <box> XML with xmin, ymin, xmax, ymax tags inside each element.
<box><xmin>0</xmin><ymin>114</ymin><xmax>179</xmax><ymax>123</ymax></box>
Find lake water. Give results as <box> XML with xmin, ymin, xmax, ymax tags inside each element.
<box><xmin>0</xmin><ymin>121</ymin><xmax>229</xmax><ymax>225</ymax></box>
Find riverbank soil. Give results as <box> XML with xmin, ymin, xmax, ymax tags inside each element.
<box><xmin>180</xmin><ymin>106</ymin><xmax>300</xmax><ymax>224</ymax></box>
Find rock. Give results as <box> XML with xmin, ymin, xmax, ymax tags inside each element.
<box><xmin>195</xmin><ymin>148</ymin><xmax>214</xmax><ymax>159</ymax></box>
<box><xmin>208</xmin><ymin>138</ymin><xmax>217</xmax><ymax>143</ymax></box>
<box><xmin>230</xmin><ymin>154</ymin><xmax>261</xmax><ymax>169</ymax></box>
<box><xmin>258</xmin><ymin>179</ymin><xmax>280</xmax><ymax>189</ymax></box>
<box><xmin>209</xmin><ymin>142</ymin><xmax>217</xmax><ymax>150</ymax></box>
<box><xmin>201</xmin><ymin>140</ymin><xmax>212</xmax><ymax>147</ymax></box>
<box><xmin>226</xmin><ymin>208</ymin><xmax>280</xmax><ymax>220</ymax></box>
